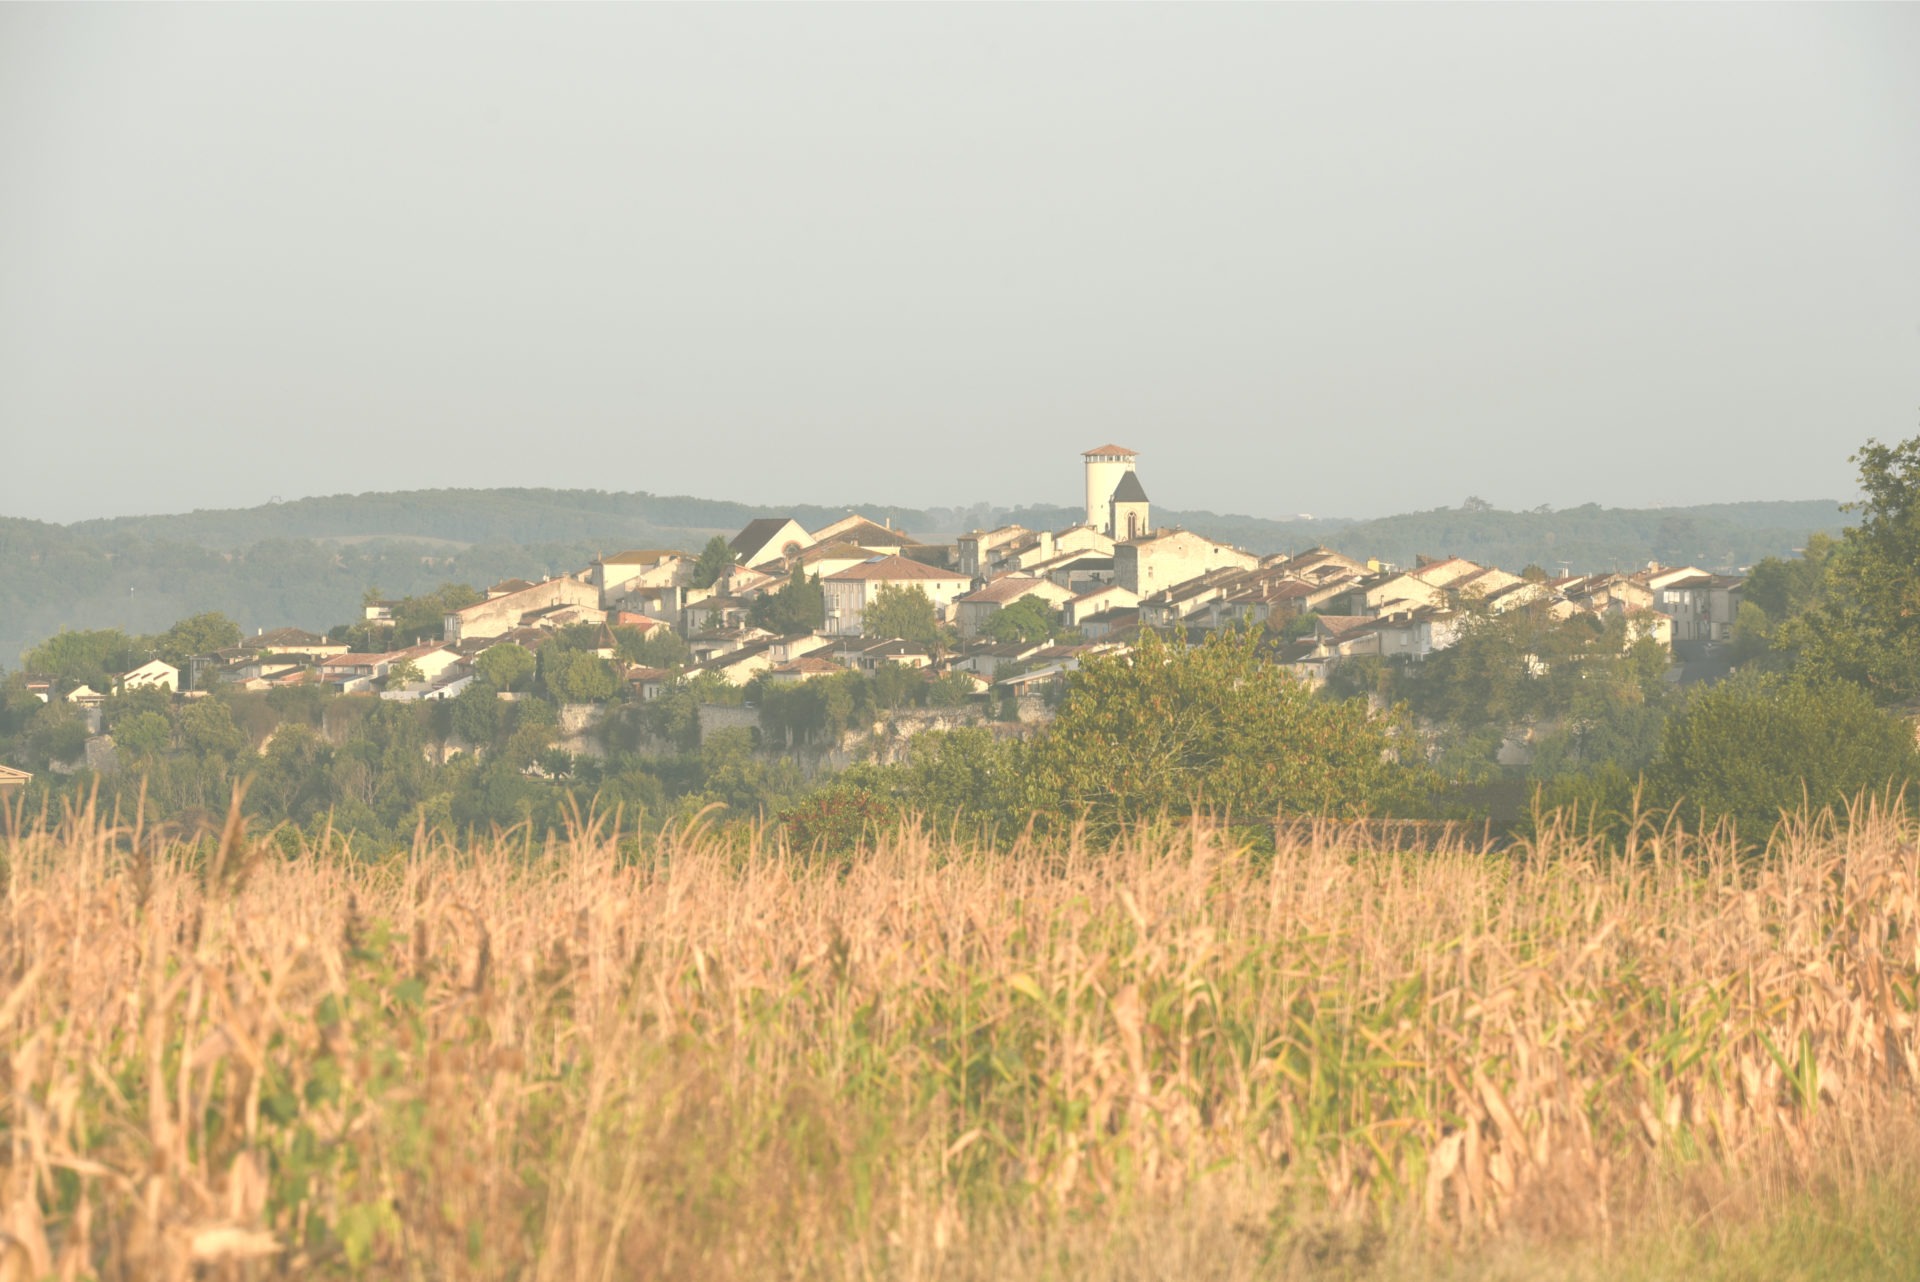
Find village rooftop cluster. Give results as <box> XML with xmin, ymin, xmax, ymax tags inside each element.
<box><xmin>20</xmin><ymin>446</ymin><xmax>1745</xmax><ymax>730</ymax></box>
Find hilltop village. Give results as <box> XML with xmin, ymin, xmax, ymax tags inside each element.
<box><xmin>6</xmin><ymin>445</ymin><xmax>1747</xmax><ymax>792</ymax></box>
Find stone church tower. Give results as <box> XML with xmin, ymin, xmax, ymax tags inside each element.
<box><xmin>1083</xmin><ymin>444</ymin><xmax>1149</xmax><ymax>539</ymax></box>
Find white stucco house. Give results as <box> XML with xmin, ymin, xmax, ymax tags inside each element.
<box><xmin>821</xmin><ymin>556</ymin><xmax>972</xmax><ymax>636</ymax></box>
<box><xmin>116</xmin><ymin>659</ymin><xmax>180</xmax><ymax>694</ymax></box>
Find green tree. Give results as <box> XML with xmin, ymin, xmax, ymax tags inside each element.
<box><xmin>843</xmin><ymin>725</ymin><xmax>1027</xmax><ymax>835</ymax></box>
<box><xmin>612</xmin><ymin>627</ymin><xmax>689</xmax><ymax>670</ymax></box>
<box><xmin>449</xmin><ymin>681</ymin><xmax>502</xmax><ymax>746</ymax></box>
<box><xmin>1728</xmin><ymin>600</ymin><xmax>1780</xmax><ymax>670</ymax></box>
<box><xmin>253</xmin><ymin>723</ymin><xmax>334</xmax><ymax>826</ymax></box>
<box><xmin>692</xmin><ymin>536</ymin><xmax>735</xmax><ymax>590</ymax></box>
<box><xmin>699</xmin><ymin>727</ymin><xmax>769</xmax><ymax>814</ymax></box>
<box><xmin>0</xmin><ymin>676</ymin><xmax>43</xmax><ymax>740</ymax></box>
<box><xmin>154</xmin><ymin>612</ymin><xmax>242</xmax><ymax>669</ymax></box>
<box><xmin>924</xmin><ymin>671</ymin><xmax>976</xmax><ymax>708</ymax></box>
<box><xmin>1392</xmin><ymin>601</ymin><xmax>1669</xmax><ymax>783</ymax></box>
<box><xmin>474</xmin><ymin>642</ymin><xmax>536</xmax><ymax>692</ymax></box>
<box><xmin>776</xmin><ymin>782</ymin><xmax>899</xmax><ymax>858</ymax></box>
<box><xmin>541</xmin><ymin>650</ymin><xmax>618</xmax><ymax>703</ymax></box>
<box><xmin>1654</xmin><ymin>515</ymin><xmax>1700</xmax><ymax>566</ymax></box>
<box><xmin>178</xmin><ymin>698</ymin><xmax>248</xmax><ymax>761</ymax></box>
<box><xmin>1028</xmin><ymin>629</ymin><xmax>1424</xmax><ymax>839</ymax></box>
<box><xmin>750</xmin><ymin>563</ymin><xmax>825</xmax><ymax>634</ymax></box>
<box><xmin>383</xmin><ymin>658</ymin><xmax>426</xmax><ymax>691</ymax></box>
<box><xmin>1780</xmin><ymin>437</ymin><xmax>1920</xmax><ymax>702</ymax></box>
<box><xmin>385</xmin><ymin>584</ymin><xmax>481</xmax><ymax>648</ymax></box>
<box><xmin>980</xmin><ymin>596</ymin><xmax>1056</xmax><ymax>644</ymax></box>
<box><xmin>102</xmin><ymin>686</ymin><xmax>172</xmax><ymax>733</ymax></box>
<box><xmin>1396</xmin><ymin>600</ymin><xmax>1567</xmax><ymax>732</ymax></box>
<box><xmin>114</xmin><ymin>710</ymin><xmax>173</xmax><ymax>760</ymax></box>
<box><xmin>862</xmin><ymin>584</ymin><xmax>939</xmax><ymax>646</ymax></box>
<box><xmin>1646</xmin><ymin>674</ymin><xmax>1920</xmax><ymax>846</ymax></box>
<box><xmin>23</xmin><ymin>629</ymin><xmax>146</xmax><ymax>692</ymax></box>
<box><xmin>25</xmin><ymin>702</ymin><xmax>89</xmax><ymax>771</ymax></box>
<box><xmin>1732</xmin><ymin>535</ymin><xmax>1834</xmax><ymax>678</ymax></box>
<box><xmin>1743</xmin><ymin>533</ymin><xmax>1835</xmax><ymax>622</ymax></box>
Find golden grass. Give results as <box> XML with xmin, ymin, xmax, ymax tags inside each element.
<box><xmin>1</xmin><ymin>799</ymin><xmax>1916</xmax><ymax>1279</ymax></box>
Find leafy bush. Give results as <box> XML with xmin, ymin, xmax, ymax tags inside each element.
<box><xmin>776</xmin><ymin>783</ymin><xmax>897</xmax><ymax>858</ymax></box>
<box><xmin>1646</xmin><ymin>674</ymin><xmax>1920</xmax><ymax>845</ymax></box>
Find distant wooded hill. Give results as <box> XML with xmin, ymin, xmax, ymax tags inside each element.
<box><xmin>1</xmin><ymin>488</ymin><xmax>1846</xmax><ymax>668</ymax></box>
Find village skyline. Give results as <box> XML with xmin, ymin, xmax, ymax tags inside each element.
<box><xmin>9</xmin><ymin>440</ymin><xmax>1743</xmax><ymax>713</ymax></box>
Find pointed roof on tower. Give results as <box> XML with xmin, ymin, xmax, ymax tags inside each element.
<box><xmin>1082</xmin><ymin>444</ymin><xmax>1138</xmax><ymax>457</ymax></box>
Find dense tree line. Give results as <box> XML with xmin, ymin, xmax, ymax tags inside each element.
<box><xmin>1321</xmin><ymin>499</ymin><xmax>1843</xmax><ymax>579</ymax></box>
<box><xmin>0</xmin><ymin>520</ymin><xmax>611</xmax><ymax>672</ymax></box>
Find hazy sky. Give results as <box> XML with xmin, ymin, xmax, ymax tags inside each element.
<box><xmin>3</xmin><ymin>4</ymin><xmax>1917</xmax><ymax>526</ymax></box>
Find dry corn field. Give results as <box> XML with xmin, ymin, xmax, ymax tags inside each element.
<box><xmin>2</xmin><ymin>803</ymin><xmax>1919</xmax><ymax>1281</ymax></box>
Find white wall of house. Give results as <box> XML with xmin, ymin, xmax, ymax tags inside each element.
<box><xmin>596</xmin><ymin>555</ymin><xmax>691</xmax><ymax>604</ymax></box>
<box><xmin>1359</xmin><ymin>574</ymin><xmax>1447</xmax><ymax>613</ymax></box>
<box><xmin>822</xmin><ymin>579</ymin><xmax>870</xmax><ymax>636</ymax></box>
<box><xmin>1115</xmin><ymin>531</ymin><xmax>1258</xmax><ymax>596</ymax></box>
<box><xmin>734</xmin><ymin>519</ymin><xmax>815</xmax><ymax>567</ymax></box>
<box><xmin>1065</xmin><ymin>584</ymin><xmax>1139</xmax><ymax>627</ymax></box>
<box><xmin>823</xmin><ymin>569</ymin><xmax>971</xmax><ymax>635</ymax></box>
<box><xmin>118</xmin><ymin>660</ymin><xmax>179</xmax><ymax>694</ymax></box>
<box><xmin>444</xmin><ymin>578</ymin><xmax>600</xmax><ymax>643</ymax></box>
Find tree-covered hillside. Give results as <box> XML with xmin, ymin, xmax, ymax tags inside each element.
<box><xmin>1320</xmin><ymin>499</ymin><xmax>1844</xmax><ymax>575</ymax></box>
<box><xmin>0</xmin><ymin>518</ymin><xmax>608</xmax><ymax>669</ymax></box>
<box><xmin>2</xmin><ymin>490</ymin><xmax>1847</xmax><ymax>669</ymax></box>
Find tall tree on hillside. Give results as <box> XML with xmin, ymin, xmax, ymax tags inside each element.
<box><xmin>613</xmin><ymin>626</ymin><xmax>690</xmax><ymax>670</ymax></box>
<box><xmin>1781</xmin><ymin>434</ymin><xmax>1920</xmax><ymax>703</ymax></box>
<box><xmin>692</xmin><ymin>536</ymin><xmax>735</xmax><ymax>590</ymax></box>
<box><xmin>750</xmin><ymin>563</ymin><xmax>826</xmax><ymax>634</ymax></box>
<box><xmin>980</xmin><ymin>596</ymin><xmax>1057</xmax><ymax>644</ymax></box>
<box><xmin>861</xmin><ymin>584</ymin><xmax>940</xmax><ymax>646</ymax></box>
<box><xmin>474</xmin><ymin>642</ymin><xmax>536</xmax><ymax>692</ymax></box>
<box><xmin>394</xmin><ymin>585</ymin><xmax>482</xmax><ymax>646</ymax></box>
<box><xmin>22</xmin><ymin>629</ymin><xmax>146</xmax><ymax>692</ymax></box>
<box><xmin>154</xmin><ymin>613</ymin><xmax>242</xmax><ymax>668</ymax></box>
<box><xmin>541</xmin><ymin>650</ymin><xmax>617</xmax><ymax>704</ymax></box>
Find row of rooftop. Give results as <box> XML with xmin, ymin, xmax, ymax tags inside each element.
<box><xmin>18</xmin><ymin>447</ymin><xmax>1745</xmax><ymax>716</ymax></box>
<box><xmin>22</xmin><ymin>516</ymin><xmax>1744</xmax><ymax>720</ymax></box>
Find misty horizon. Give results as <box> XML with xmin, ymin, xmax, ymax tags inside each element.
<box><xmin>4</xmin><ymin>5</ymin><xmax>1916</xmax><ymax>525</ymax></box>
<box><xmin>21</xmin><ymin>479</ymin><xmax>1854</xmax><ymax>536</ymax></box>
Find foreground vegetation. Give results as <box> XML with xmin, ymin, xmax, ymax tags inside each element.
<box><xmin>2</xmin><ymin>801</ymin><xmax>1916</xmax><ymax>1279</ymax></box>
